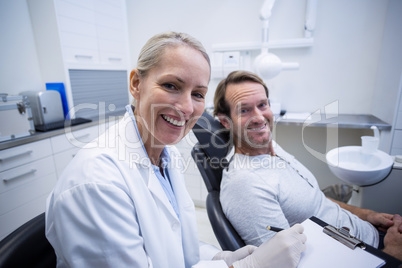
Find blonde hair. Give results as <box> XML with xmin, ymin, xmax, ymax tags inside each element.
<box><xmin>131</xmin><ymin>32</ymin><xmax>210</xmax><ymax>106</ymax></box>
<box><xmin>213</xmin><ymin>70</ymin><xmax>269</xmax><ymax>117</ymax></box>
<box><xmin>136</xmin><ymin>31</ymin><xmax>210</xmax><ymax>78</ymax></box>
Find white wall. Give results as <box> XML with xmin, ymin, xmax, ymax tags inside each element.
<box><xmin>372</xmin><ymin>0</ymin><xmax>402</xmax><ymax>121</ymax></box>
<box><xmin>126</xmin><ymin>0</ymin><xmax>400</xmax><ymax>120</ymax></box>
<box><xmin>2</xmin><ymin>0</ymin><xmax>400</xmax><ymax>118</ymax></box>
<box><xmin>0</xmin><ymin>0</ymin><xmax>43</xmax><ymax>94</ymax></box>
<box><xmin>371</xmin><ymin>0</ymin><xmax>402</xmax><ymax>152</ymax></box>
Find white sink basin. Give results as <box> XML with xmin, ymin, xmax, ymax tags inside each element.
<box><xmin>326</xmin><ymin>146</ymin><xmax>394</xmax><ymax>186</ymax></box>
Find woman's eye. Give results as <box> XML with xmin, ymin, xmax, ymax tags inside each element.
<box><xmin>240</xmin><ymin>109</ymin><xmax>248</xmax><ymax>114</ymax></box>
<box><xmin>163</xmin><ymin>83</ymin><xmax>176</xmax><ymax>90</ymax></box>
<box><xmin>192</xmin><ymin>92</ymin><xmax>205</xmax><ymax>99</ymax></box>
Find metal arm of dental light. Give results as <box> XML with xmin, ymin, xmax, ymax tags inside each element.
<box><xmin>255</xmin><ymin>0</ymin><xmax>300</xmax><ymax>80</ymax></box>
<box><xmin>259</xmin><ymin>0</ymin><xmax>275</xmax><ymax>49</ymax></box>
<box><xmin>305</xmin><ymin>0</ymin><xmax>318</xmax><ymax>38</ymax></box>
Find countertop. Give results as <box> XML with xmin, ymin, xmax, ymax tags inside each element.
<box><xmin>0</xmin><ymin>120</ymin><xmax>102</xmax><ymax>151</ymax></box>
<box><xmin>275</xmin><ymin>113</ymin><xmax>391</xmax><ymax>130</ymax></box>
<box><xmin>0</xmin><ymin>113</ymin><xmax>392</xmax><ymax>151</ymax></box>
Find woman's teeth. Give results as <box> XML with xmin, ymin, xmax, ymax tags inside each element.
<box><xmin>162</xmin><ymin>115</ymin><xmax>185</xmax><ymax>127</ymax></box>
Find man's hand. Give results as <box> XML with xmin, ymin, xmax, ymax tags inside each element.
<box><xmin>366</xmin><ymin>212</ymin><xmax>394</xmax><ymax>232</ymax></box>
<box><xmin>231</xmin><ymin>224</ymin><xmax>307</xmax><ymax>268</ymax></box>
<box><xmin>383</xmin><ymin>215</ymin><xmax>402</xmax><ymax>261</ymax></box>
<box><xmin>328</xmin><ymin>197</ymin><xmax>402</xmax><ymax>232</ymax></box>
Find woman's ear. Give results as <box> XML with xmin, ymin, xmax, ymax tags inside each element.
<box><xmin>129</xmin><ymin>69</ymin><xmax>140</xmax><ymax>100</ymax></box>
<box><xmin>217</xmin><ymin>113</ymin><xmax>231</xmax><ymax>129</ymax></box>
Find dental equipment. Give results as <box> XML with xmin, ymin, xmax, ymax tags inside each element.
<box><xmin>254</xmin><ymin>0</ymin><xmax>300</xmax><ymax>80</ymax></box>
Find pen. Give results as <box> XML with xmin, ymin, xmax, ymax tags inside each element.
<box><xmin>266</xmin><ymin>226</ymin><xmax>284</xmax><ymax>232</ymax></box>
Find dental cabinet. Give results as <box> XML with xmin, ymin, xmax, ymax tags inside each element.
<box><xmin>0</xmin><ymin>139</ymin><xmax>55</xmax><ymax>241</ymax></box>
<box><xmin>0</xmin><ymin>122</ymin><xmax>105</xmax><ymax>240</ymax></box>
<box><xmin>27</xmin><ymin>0</ymin><xmax>131</xmax><ymax>121</ymax></box>
<box><xmin>50</xmin><ymin>124</ymin><xmax>102</xmax><ymax>177</ymax></box>
<box><xmin>28</xmin><ymin>0</ymin><xmax>130</xmax><ymax>69</ymax></box>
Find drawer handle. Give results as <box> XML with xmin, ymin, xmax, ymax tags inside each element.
<box><xmin>0</xmin><ymin>150</ymin><xmax>33</xmax><ymax>162</ymax></box>
<box><xmin>3</xmin><ymin>169</ymin><xmax>37</xmax><ymax>182</ymax></box>
<box><xmin>68</xmin><ymin>133</ymin><xmax>90</xmax><ymax>142</ymax></box>
<box><xmin>75</xmin><ymin>55</ymin><xmax>93</xmax><ymax>59</ymax></box>
<box><xmin>108</xmin><ymin>57</ymin><xmax>122</xmax><ymax>61</ymax></box>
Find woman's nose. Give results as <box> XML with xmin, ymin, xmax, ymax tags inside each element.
<box><xmin>176</xmin><ymin>92</ymin><xmax>194</xmax><ymax>116</ymax></box>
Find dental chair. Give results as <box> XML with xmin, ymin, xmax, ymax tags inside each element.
<box><xmin>191</xmin><ymin>112</ymin><xmax>245</xmax><ymax>251</ymax></box>
<box><xmin>0</xmin><ymin>212</ymin><xmax>56</xmax><ymax>267</ymax></box>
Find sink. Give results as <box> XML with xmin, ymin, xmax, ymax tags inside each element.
<box><xmin>326</xmin><ymin>146</ymin><xmax>394</xmax><ymax>186</ymax></box>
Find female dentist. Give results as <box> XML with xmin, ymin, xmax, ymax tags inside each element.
<box><xmin>45</xmin><ymin>31</ymin><xmax>306</xmax><ymax>268</ymax></box>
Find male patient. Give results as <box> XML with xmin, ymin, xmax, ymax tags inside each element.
<box><xmin>213</xmin><ymin>70</ymin><xmax>402</xmax><ymax>260</ymax></box>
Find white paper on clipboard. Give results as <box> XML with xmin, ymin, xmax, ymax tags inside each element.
<box><xmin>298</xmin><ymin>218</ymin><xmax>385</xmax><ymax>268</ymax></box>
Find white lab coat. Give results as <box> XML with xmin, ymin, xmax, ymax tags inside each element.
<box><xmin>46</xmin><ymin>107</ymin><xmax>222</xmax><ymax>267</ymax></box>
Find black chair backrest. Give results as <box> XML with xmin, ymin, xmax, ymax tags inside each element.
<box><xmin>191</xmin><ymin>112</ymin><xmax>245</xmax><ymax>251</ymax></box>
<box><xmin>0</xmin><ymin>213</ymin><xmax>56</xmax><ymax>268</ymax></box>
<box><xmin>192</xmin><ymin>112</ymin><xmax>231</xmax><ymax>191</ymax></box>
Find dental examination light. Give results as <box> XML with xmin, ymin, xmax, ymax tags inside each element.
<box><xmin>254</xmin><ymin>0</ymin><xmax>300</xmax><ymax>80</ymax></box>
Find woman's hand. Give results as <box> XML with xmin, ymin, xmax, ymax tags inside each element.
<box><xmin>213</xmin><ymin>245</ymin><xmax>257</xmax><ymax>267</ymax></box>
<box><xmin>231</xmin><ymin>224</ymin><xmax>307</xmax><ymax>268</ymax></box>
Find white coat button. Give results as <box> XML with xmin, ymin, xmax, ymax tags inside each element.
<box><xmin>172</xmin><ymin>222</ymin><xmax>180</xmax><ymax>231</ymax></box>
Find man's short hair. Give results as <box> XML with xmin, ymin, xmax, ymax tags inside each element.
<box><xmin>213</xmin><ymin>70</ymin><xmax>269</xmax><ymax>117</ymax></box>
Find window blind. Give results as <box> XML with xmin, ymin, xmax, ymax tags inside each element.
<box><xmin>69</xmin><ymin>69</ymin><xmax>129</xmax><ymax>120</ymax></box>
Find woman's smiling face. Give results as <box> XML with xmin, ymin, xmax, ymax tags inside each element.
<box><xmin>131</xmin><ymin>45</ymin><xmax>210</xmax><ymax>148</ymax></box>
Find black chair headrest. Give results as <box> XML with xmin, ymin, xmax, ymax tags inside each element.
<box><xmin>192</xmin><ymin>112</ymin><xmax>231</xmax><ymax>159</ymax></box>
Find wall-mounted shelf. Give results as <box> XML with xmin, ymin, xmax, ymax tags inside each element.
<box><xmin>212</xmin><ymin>38</ymin><xmax>314</xmax><ymax>52</ymax></box>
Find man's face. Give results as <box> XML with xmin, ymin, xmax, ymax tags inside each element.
<box><xmin>223</xmin><ymin>81</ymin><xmax>274</xmax><ymax>155</ymax></box>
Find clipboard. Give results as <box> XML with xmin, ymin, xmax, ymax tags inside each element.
<box><xmin>298</xmin><ymin>217</ymin><xmax>402</xmax><ymax>268</ymax></box>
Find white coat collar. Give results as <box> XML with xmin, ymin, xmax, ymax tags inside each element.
<box><xmin>117</xmin><ymin>105</ymin><xmax>182</xmax><ymax>221</ymax></box>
